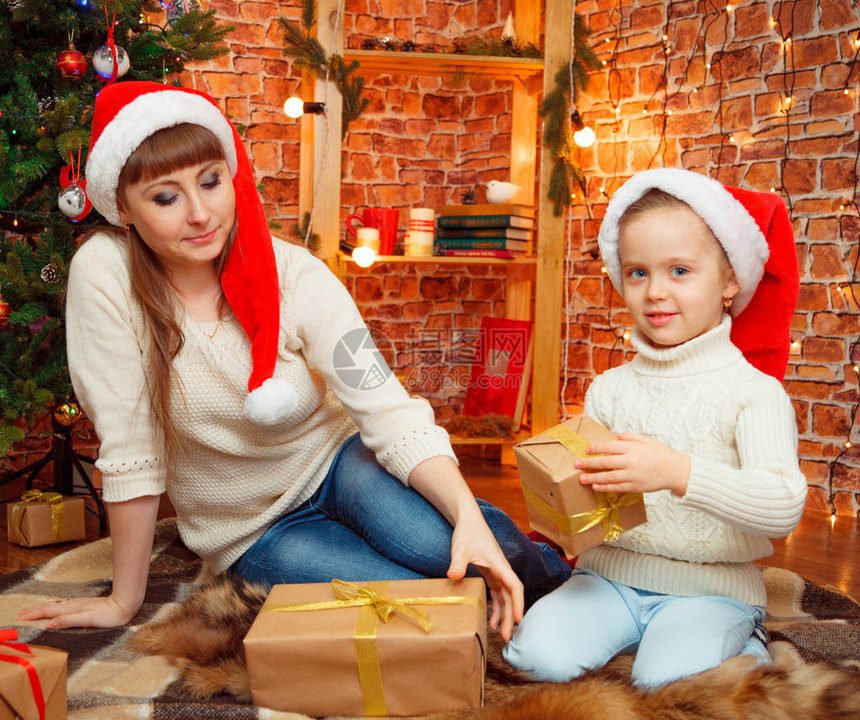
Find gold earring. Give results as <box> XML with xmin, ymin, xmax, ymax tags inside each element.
<box><xmin>723</xmin><ymin>297</ymin><xmax>733</xmax><ymax>310</ymax></box>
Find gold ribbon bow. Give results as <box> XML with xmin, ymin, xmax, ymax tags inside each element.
<box><xmin>264</xmin><ymin>579</ymin><xmax>480</xmax><ymax>716</ymax></box>
<box><xmin>11</xmin><ymin>490</ymin><xmax>66</xmax><ymax>545</ymax></box>
<box><xmin>523</xmin><ymin>424</ymin><xmax>642</xmax><ymax>543</ymax></box>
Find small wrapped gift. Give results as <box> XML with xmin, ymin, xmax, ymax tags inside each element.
<box><xmin>0</xmin><ymin>629</ymin><xmax>68</xmax><ymax>720</ymax></box>
<box><xmin>514</xmin><ymin>414</ymin><xmax>647</xmax><ymax>558</ymax></box>
<box><xmin>6</xmin><ymin>492</ymin><xmax>86</xmax><ymax>548</ymax></box>
<box><xmin>244</xmin><ymin>577</ymin><xmax>487</xmax><ymax>717</ymax></box>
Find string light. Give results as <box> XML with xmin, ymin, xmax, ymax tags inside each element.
<box><xmin>570</xmin><ymin>109</ymin><xmax>596</xmax><ymax>147</ymax></box>
<box><xmin>284</xmin><ymin>97</ymin><xmax>326</xmax><ymax>118</ymax></box>
<box><xmin>577</xmin><ymin>0</ymin><xmax>859</xmax><ymax>518</ymax></box>
<box><xmin>351</xmin><ymin>246</ymin><xmax>375</xmax><ymax>268</ymax></box>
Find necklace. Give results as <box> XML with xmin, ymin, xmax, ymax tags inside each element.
<box><xmin>202</xmin><ymin>319</ymin><xmax>221</xmax><ymax>341</ymax></box>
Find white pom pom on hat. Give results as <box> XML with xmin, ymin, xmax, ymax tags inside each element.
<box><xmin>243</xmin><ymin>378</ymin><xmax>299</xmax><ymax>425</ymax></box>
<box><xmin>85</xmin><ymin>81</ymin><xmax>298</xmax><ymax>423</ymax></box>
<box><xmin>597</xmin><ymin>168</ymin><xmax>799</xmax><ymax>381</ymax></box>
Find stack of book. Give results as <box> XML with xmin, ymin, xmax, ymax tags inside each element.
<box><xmin>435</xmin><ymin>203</ymin><xmax>535</xmax><ymax>258</ymax></box>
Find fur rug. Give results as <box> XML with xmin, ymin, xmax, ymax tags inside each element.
<box><xmin>2</xmin><ymin>518</ymin><xmax>859</xmax><ymax>720</ymax></box>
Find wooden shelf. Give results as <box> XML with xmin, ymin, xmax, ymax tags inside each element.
<box><xmin>343</xmin><ymin>49</ymin><xmax>544</xmax><ymax>81</ymax></box>
<box><xmin>345</xmin><ymin>254</ymin><xmax>536</xmax><ymax>266</ymax></box>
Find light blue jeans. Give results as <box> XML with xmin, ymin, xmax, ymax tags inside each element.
<box><xmin>231</xmin><ymin>433</ymin><xmax>571</xmax><ymax>607</ymax></box>
<box><xmin>503</xmin><ymin>569</ymin><xmax>770</xmax><ymax>688</ymax></box>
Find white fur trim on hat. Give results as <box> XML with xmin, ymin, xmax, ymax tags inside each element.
<box><xmin>597</xmin><ymin>168</ymin><xmax>770</xmax><ymax>315</ymax></box>
<box><xmin>243</xmin><ymin>377</ymin><xmax>299</xmax><ymax>425</ymax></box>
<box><xmin>85</xmin><ymin>91</ymin><xmax>238</xmax><ymax>226</ymax></box>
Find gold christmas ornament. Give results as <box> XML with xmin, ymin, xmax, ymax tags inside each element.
<box><xmin>54</xmin><ymin>400</ymin><xmax>82</xmax><ymax>426</ymax></box>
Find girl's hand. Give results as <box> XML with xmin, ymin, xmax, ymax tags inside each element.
<box><xmin>446</xmin><ymin>510</ymin><xmax>524</xmax><ymax>642</ymax></box>
<box><xmin>17</xmin><ymin>595</ymin><xmax>139</xmax><ymax>629</ymax></box>
<box><xmin>576</xmin><ymin>433</ymin><xmax>690</xmax><ymax>496</ymax></box>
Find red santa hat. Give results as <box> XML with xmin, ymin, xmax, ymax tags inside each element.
<box><xmin>85</xmin><ymin>81</ymin><xmax>297</xmax><ymax>424</ymax></box>
<box><xmin>597</xmin><ymin>168</ymin><xmax>799</xmax><ymax>381</ymax></box>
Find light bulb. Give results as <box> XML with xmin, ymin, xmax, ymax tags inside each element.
<box><xmin>352</xmin><ymin>245</ymin><xmax>376</xmax><ymax>268</ymax></box>
<box><xmin>574</xmin><ymin>126</ymin><xmax>596</xmax><ymax>147</ymax></box>
<box><xmin>284</xmin><ymin>96</ymin><xmax>305</xmax><ymax>118</ymax></box>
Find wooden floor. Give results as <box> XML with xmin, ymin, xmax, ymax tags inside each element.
<box><xmin>2</xmin><ymin>451</ymin><xmax>858</xmax><ymax>601</ymax></box>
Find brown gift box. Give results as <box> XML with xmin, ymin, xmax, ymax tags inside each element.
<box><xmin>244</xmin><ymin>577</ymin><xmax>487</xmax><ymax>717</ymax></box>
<box><xmin>514</xmin><ymin>414</ymin><xmax>648</xmax><ymax>558</ymax></box>
<box><xmin>0</xmin><ymin>634</ymin><xmax>68</xmax><ymax>720</ymax></box>
<box><xmin>6</xmin><ymin>493</ymin><xmax>86</xmax><ymax>548</ymax></box>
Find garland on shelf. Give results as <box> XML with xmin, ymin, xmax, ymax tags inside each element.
<box><xmin>540</xmin><ymin>13</ymin><xmax>601</xmax><ymax>216</ymax></box>
<box><xmin>453</xmin><ymin>36</ymin><xmax>541</xmax><ymax>58</ymax></box>
<box><xmin>359</xmin><ymin>35</ymin><xmax>541</xmax><ymax>58</ymax></box>
<box><xmin>278</xmin><ymin>0</ymin><xmax>368</xmax><ymax>138</ymax></box>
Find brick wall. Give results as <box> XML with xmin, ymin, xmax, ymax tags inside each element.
<box><xmin>569</xmin><ymin>0</ymin><xmax>860</xmax><ymax>515</ymax></box>
<box><xmin>5</xmin><ymin>1</ymin><xmax>858</xmax><ymax>517</ymax></box>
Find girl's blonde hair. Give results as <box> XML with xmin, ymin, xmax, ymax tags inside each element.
<box><xmin>117</xmin><ymin>123</ymin><xmax>236</xmax><ymax>460</ymax></box>
<box><xmin>618</xmin><ymin>188</ymin><xmax>731</xmax><ymax>271</ymax></box>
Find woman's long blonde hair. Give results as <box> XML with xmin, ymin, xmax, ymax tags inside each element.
<box><xmin>116</xmin><ymin>123</ymin><xmax>236</xmax><ymax>459</ymax></box>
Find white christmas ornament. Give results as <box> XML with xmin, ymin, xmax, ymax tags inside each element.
<box><xmin>486</xmin><ymin>180</ymin><xmax>522</xmax><ymax>204</ymax></box>
<box><xmin>167</xmin><ymin>0</ymin><xmax>200</xmax><ymax>23</ymax></box>
<box><xmin>92</xmin><ymin>45</ymin><xmax>130</xmax><ymax>79</ymax></box>
<box><xmin>58</xmin><ymin>184</ymin><xmax>87</xmax><ymax>218</ymax></box>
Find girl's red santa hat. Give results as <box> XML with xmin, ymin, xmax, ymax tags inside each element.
<box><xmin>85</xmin><ymin>81</ymin><xmax>297</xmax><ymax>424</ymax></box>
<box><xmin>597</xmin><ymin>168</ymin><xmax>799</xmax><ymax>381</ymax></box>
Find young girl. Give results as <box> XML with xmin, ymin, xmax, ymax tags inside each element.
<box><xmin>503</xmin><ymin>168</ymin><xmax>807</xmax><ymax>688</ymax></box>
<box><xmin>19</xmin><ymin>81</ymin><xmax>570</xmax><ymax>637</ymax></box>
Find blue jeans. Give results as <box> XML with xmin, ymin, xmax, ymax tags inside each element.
<box><xmin>503</xmin><ymin>569</ymin><xmax>770</xmax><ymax>688</ymax></box>
<box><xmin>231</xmin><ymin>434</ymin><xmax>571</xmax><ymax>607</ymax></box>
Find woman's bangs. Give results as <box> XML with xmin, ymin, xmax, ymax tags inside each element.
<box><xmin>120</xmin><ymin>124</ymin><xmax>227</xmax><ymax>187</ymax></box>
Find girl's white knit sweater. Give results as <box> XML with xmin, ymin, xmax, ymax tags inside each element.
<box><xmin>578</xmin><ymin>317</ymin><xmax>807</xmax><ymax>606</ymax></box>
<box><xmin>65</xmin><ymin>232</ymin><xmax>456</xmax><ymax>573</ymax></box>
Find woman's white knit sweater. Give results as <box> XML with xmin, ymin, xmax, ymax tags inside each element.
<box><xmin>578</xmin><ymin>317</ymin><xmax>807</xmax><ymax>606</ymax></box>
<box><xmin>65</xmin><ymin>232</ymin><xmax>456</xmax><ymax>573</ymax></box>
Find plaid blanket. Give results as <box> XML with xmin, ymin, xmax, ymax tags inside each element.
<box><xmin>1</xmin><ymin>518</ymin><xmax>858</xmax><ymax>719</ymax></box>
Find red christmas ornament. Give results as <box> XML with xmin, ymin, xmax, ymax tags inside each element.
<box><xmin>56</xmin><ymin>43</ymin><xmax>88</xmax><ymax>80</ymax></box>
<box><xmin>0</xmin><ymin>294</ymin><xmax>10</xmax><ymax>329</ymax></box>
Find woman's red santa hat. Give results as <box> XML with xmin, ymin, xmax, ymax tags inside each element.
<box><xmin>85</xmin><ymin>81</ymin><xmax>297</xmax><ymax>424</ymax></box>
<box><xmin>597</xmin><ymin>168</ymin><xmax>799</xmax><ymax>381</ymax></box>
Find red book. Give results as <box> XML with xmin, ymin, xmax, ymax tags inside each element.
<box><xmin>462</xmin><ymin>316</ymin><xmax>534</xmax><ymax>431</ymax></box>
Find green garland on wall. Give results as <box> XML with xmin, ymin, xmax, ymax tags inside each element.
<box><xmin>278</xmin><ymin>0</ymin><xmax>368</xmax><ymax>138</ymax></box>
<box><xmin>541</xmin><ymin>14</ymin><xmax>601</xmax><ymax>216</ymax></box>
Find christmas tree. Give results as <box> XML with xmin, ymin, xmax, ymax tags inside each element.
<box><xmin>0</xmin><ymin>0</ymin><xmax>232</xmax><ymax>456</ymax></box>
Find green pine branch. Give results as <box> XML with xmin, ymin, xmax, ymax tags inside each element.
<box><xmin>540</xmin><ymin>13</ymin><xmax>602</xmax><ymax>216</ymax></box>
<box><xmin>278</xmin><ymin>0</ymin><xmax>367</xmax><ymax>139</ymax></box>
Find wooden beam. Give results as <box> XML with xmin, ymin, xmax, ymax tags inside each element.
<box><xmin>510</xmin><ymin>82</ymin><xmax>537</xmax><ymax>206</ymax></box>
<box><xmin>532</xmin><ymin>0</ymin><xmax>572</xmax><ymax>434</ymax></box>
<box><xmin>297</xmin><ymin>0</ymin><xmax>343</xmax><ymax>262</ymax></box>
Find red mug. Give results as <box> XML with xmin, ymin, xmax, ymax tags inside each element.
<box><xmin>347</xmin><ymin>208</ymin><xmax>399</xmax><ymax>255</ymax></box>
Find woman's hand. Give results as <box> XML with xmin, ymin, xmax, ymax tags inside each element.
<box><xmin>576</xmin><ymin>433</ymin><xmax>691</xmax><ymax>496</ymax></box>
<box><xmin>17</xmin><ymin>495</ymin><xmax>160</xmax><ymax>630</ymax></box>
<box><xmin>407</xmin><ymin>455</ymin><xmax>525</xmax><ymax>642</ymax></box>
<box><xmin>17</xmin><ymin>595</ymin><xmax>140</xmax><ymax>629</ymax></box>
<box><xmin>446</xmin><ymin>506</ymin><xmax>524</xmax><ymax>642</ymax></box>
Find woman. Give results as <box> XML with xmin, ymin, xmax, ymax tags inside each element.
<box><xmin>20</xmin><ymin>82</ymin><xmax>570</xmax><ymax>638</ymax></box>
